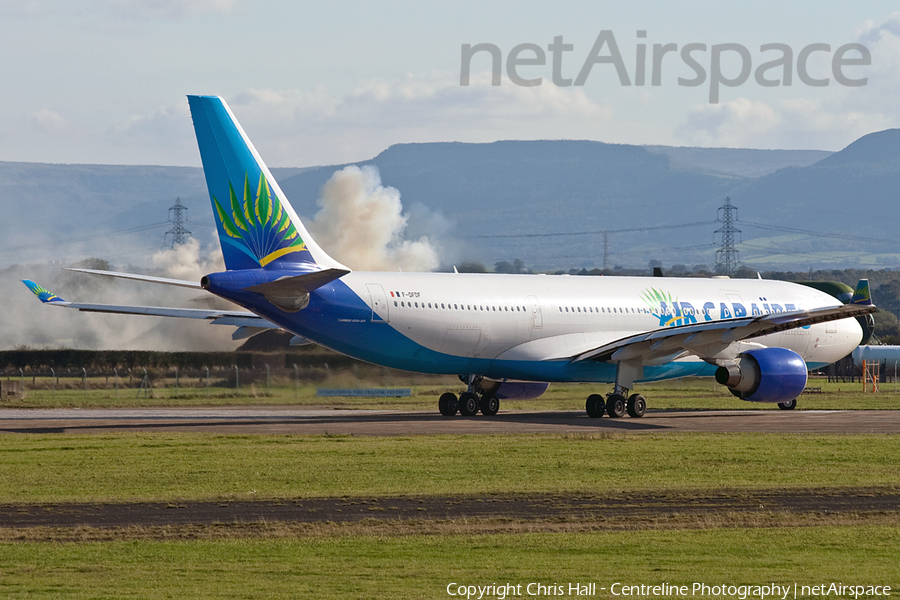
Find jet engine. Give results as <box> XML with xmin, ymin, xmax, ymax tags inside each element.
<box><xmin>714</xmin><ymin>347</ymin><xmax>807</xmax><ymax>403</ymax></box>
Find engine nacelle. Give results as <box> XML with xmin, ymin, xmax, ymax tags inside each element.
<box><xmin>715</xmin><ymin>347</ymin><xmax>807</xmax><ymax>403</ymax></box>
<box><xmin>479</xmin><ymin>379</ymin><xmax>549</xmax><ymax>400</ymax></box>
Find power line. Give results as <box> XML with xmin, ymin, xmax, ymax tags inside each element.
<box><xmin>0</xmin><ymin>222</ymin><xmax>169</xmax><ymax>257</ymax></box>
<box><xmin>472</xmin><ymin>220</ymin><xmax>718</xmax><ymax>239</ymax></box>
<box><xmin>741</xmin><ymin>221</ymin><xmax>898</xmax><ymax>245</ymax></box>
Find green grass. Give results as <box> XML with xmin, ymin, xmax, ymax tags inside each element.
<box><xmin>0</xmin><ymin>433</ymin><xmax>897</xmax><ymax>503</ymax></box>
<box><xmin>1</xmin><ymin>527</ymin><xmax>897</xmax><ymax>599</ymax></box>
<box><xmin>6</xmin><ymin>375</ymin><xmax>900</xmax><ymax>410</ymax></box>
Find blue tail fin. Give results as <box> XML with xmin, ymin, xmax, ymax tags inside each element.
<box><xmin>187</xmin><ymin>95</ymin><xmax>346</xmax><ymax>272</ymax></box>
<box><xmin>850</xmin><ymin>279</ymin><xmax>873</xmax><ymax>306</ymax></box>
<box><xmin>22</xmin><ymin>280</ymin><xmax>66</xmax><ymax>303</ymax></box>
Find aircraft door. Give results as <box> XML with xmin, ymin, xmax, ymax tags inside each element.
<box><xmin>366</xmin><ymin>284</ymin><xmax>390</xmax><ymax>323</ymax></box>
<box><xmin>528</xmin><ymin>295</ymin><xmax>543</xmax><ymax>328</ymax></box>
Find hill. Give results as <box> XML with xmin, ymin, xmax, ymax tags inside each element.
<box><xmin>1</xmin><ymin>135</ymin><xmax>898</xmax><ymax>272</ymax></box>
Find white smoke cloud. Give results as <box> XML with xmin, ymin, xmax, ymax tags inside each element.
<box><xmin>150</xmin><ymin>237</ymin><xmax>224</xmax><ymax>282</ymax></box>
<box><xmin>3</xmin><ymin>258</ymin><xmax>239</xmax><ymax>352</ymax></box>
<box><xmin>309</xmin><ymin>165</ymin><xmax>440</xmax><ymax>272</ymax></box>
<box><xmin>3</xmin><ymin>235</ymin><xmax>236</xmax><ymax>351</ymax></box>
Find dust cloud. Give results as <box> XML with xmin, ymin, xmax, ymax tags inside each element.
<box><xmin>3</xmin><ymin>245</ymin><xmax>238</xmax><ymax>352</ymax></box>
<box><xmin>309</xmin><ymin>165</ymin><xmax>441</xmax><ymax>272</ymax></box>
<box><xmin>4</xmin><ymin>165</ymin><xmax>450</xmax><ymax>351</ymax></box>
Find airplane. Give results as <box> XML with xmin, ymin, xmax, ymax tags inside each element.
<box><xmin>24</xmin><ymin>95</ymin><xmax>877</xmax><ymax>418</ymax></box>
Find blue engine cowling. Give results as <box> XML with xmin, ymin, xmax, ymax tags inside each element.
<box><xmin>715</xmin><ymin>347</ymin><xmax>808</xmax><ymax>403</ymax></box>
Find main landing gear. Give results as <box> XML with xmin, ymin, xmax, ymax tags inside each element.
<box><xmin>585</xmin><ymin>391</ymin><xmax>647</xmax><ymax>418</ymax></box>
<box><xmin>585</xmin><ymin>360</ymin><xmax>647</xmax><ymax>418</ymax></box>
<box><xmin>438</xmin><ymin>375</ymin><xmax>500</xmax><ymax>417</ymax></box>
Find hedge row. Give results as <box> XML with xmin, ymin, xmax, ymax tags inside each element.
<box><xmin>0</xmin><ymin>349</ymin><xmax>360</xmax><ymax>371</ymax></box>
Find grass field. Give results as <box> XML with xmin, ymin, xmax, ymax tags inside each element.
<box><xmin>2</xmin><ymin>377</ymin><xmax>898</xmax><ymax>599</ymax></box>
<box><xmin>4</xmin><ymin>375</ymin><xmax>900</xmax><ymax>410</ymax></box>
<box><xmin>0</xmin><ymin>432</ymin><xmax>897</xmax><ymax>503</ymax></box>
<box><xmin>1</xmin><ymin>527</ymin><xmax>898</xmax><ymax>599</ymax></box>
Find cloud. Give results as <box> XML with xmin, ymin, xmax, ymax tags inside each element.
<box><xmin>104</xmin><ymin>100</ymin><xmax>198</xmax><ymax>165</ymax></box>
<box><xmin>675</xmin><ymin>13</ymin><xmax>900</xmax><ymax>151</ymax></box>
<box><xmin>0</xmin><ymin>0</ymin><xmax>238</xmax><ymax>20</ymax></box>
<box><xmin>856</xmin><ymin>11</ymin><xmax>900</xmax><ymax>44</ymax></box>
<box><xmin>676</xmin><ymin>96</ymin><xmax>892</xmax><ymax>150</ymax></box>
<box><xmin>676</xmin><ymin>98</ymin><xmax>780</xmax><ymax>147</ymax></box>
<box><xmin>28</xmin><ymin>109</ymin><xmax>66</xmax><ymax>132</ymax></box>
<box><xmin>225</xmin><ymin>73</ymin><xmax>614</xmax><ymax>165</ymax></box>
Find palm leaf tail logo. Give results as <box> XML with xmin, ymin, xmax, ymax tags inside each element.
<box><xmin>641</xmin><ymin>287</ymin><xmax>681</xmax><ymax>326</ymax></box>
<box><xmin>212</xmin><ymin>172</ymin><xmax>307</xmax><ymax>267</ymax></box>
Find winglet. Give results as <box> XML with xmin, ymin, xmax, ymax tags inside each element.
<box><xmin>22</xmin><ymin>280</ymin><xmax>67</xmax><ymax>304</ymax></box>
<box><xmin>850</xmin><ymin>279</ymin><xmax>873</xmax><ymax>306</ymax></box>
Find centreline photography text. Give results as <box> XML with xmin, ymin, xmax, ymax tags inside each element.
<box><xmin>445</xmin><ymin>581</ymin><xmax>893</xmax><ymax>599</ymax></box>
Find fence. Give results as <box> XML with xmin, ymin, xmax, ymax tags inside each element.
<box><xmin>0</xmin><ymin>363</ymin><xmax>333</xmax><ymax>401</ymax></box>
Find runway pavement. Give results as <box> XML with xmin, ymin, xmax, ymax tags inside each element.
<box><xmin>1</xmin><ymin>407</ymin><xmax>898</xmax><ymax>435</ymax></box>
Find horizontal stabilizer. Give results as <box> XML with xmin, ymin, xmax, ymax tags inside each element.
<box><xmin>244</xmin><ymin>268</ymin><xmax>350</xmax><ymax>295</ymax></box>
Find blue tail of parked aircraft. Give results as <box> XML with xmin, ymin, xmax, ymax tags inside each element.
<box><xmin>850</xmin><ymin>279</ymin><xmax>872</xmax><ymax>305</ymax></box>
<box><xmin>187</xmin><ymin>95</ymin><xmax>347</xmax><ymax>273</ymax></box>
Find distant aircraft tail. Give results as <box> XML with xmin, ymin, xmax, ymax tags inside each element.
<box><xmin>187</xmin><ymin>95</ymin><xmax>347</xmax><ymax>272</ymax></box>
<box><xmin>850</xmin><ymin>279</ymin><xmax>873</xmax><ymax>306</ymax></box>
<box><xmin>22</xmin><ymin>280</ymin><xmax>67</xmax><ymax>304</ymax></box>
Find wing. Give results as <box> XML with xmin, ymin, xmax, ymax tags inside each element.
<box><xmin>22</xmin><ymin>279</ymin><xmax>287</xmax><ymax>342</ymax></box>
<box><xmin>572</xmin><ymin>302</ymin><xmax>877</xmax><ymax>365</ymax></box>
<box><xmin>64</xmin><ymin>267</ymin><xmax>202</xmax><ymax>289</ymax></box>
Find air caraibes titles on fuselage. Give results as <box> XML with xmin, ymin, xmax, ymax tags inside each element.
<box><xmin>642</xmin><ymin>287</ymin><xmax>804</xmax><ymax>328</ymax></box>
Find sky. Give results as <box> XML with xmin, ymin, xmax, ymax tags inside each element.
<box><xmin>2</xmin><ymin>0</ymin><xmax>899</xmax><ymax>168</ymax></box>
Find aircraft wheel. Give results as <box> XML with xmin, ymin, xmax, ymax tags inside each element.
<box><xmin>438</xmin><ymin>392</ymin><xmax>459</xmax><ymax>416</ymax></box>
<box><xmin>777</xmin><ymin>399</ymin><xmax>797</xmax><ymax>410</ymax></box>
<box><xmin>627</xmin><ymin>394</ymin><xmax>647</xmax><ymax>418</ymax></box>
<box><xmin>585</xmin><ymin>394</ymin><xmax>605</xmax><ymax>418</ymax></box>
<box><xmin>606</xmin><ymin>394</ymin><xmax>627</xmax><ymax>418</ymax></box>
<box><xmin>458</xmin><ymin>392</ymin><xmax>480</xmax><ymax>416</ymax></box>
<box><xmin>480</xmin><ymin>395</ymin><xmax>500</xmax><ymax>416</ymax></box>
